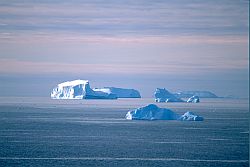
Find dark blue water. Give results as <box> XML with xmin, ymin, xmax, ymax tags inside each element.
<box><xmin>0</xmin><ymin>98</ymin><xmax>248</xmax><ymax>167</ymax></box>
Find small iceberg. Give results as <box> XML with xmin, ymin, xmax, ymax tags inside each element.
<box><xmin>154</xmin><ymin>88</ymin><xmax>184</xmax><ymax>103</ymax></box>
<box><xmin>178</xmin><ymin>112</ymin><xmax>203</xmax><ymax>121</ymax></box>
<box><xmin>126</xmin><ymin>104</ymin><xmax>203</xmax><ymax>121</ymax></box>
<box><xmin>187</xmin><ymin>96</ymin><xmax>200</xmax><ymax>103</ymax></box>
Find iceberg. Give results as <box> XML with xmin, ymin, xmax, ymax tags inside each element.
<box><xmin>187</xmin><ymin>96</ymin><xmax>200</xmax><ymax>103</ymax></box>
<box><xmin>93</xmin><ymin>87</ymin><xmax>141</xmax><ymax>98</ymax></box>
<box><xmin>51</xmin><ymin>80</ymin><xmax>117</xmax><ymax>99</ymax></box>
<box><xmin>125</xmin><ymin>104</ymin><xmax>179</xmax><ymax>120</ymax></box>
<box><xmin>154</xmin><ymin>88</ymin><xmax>184</xmax><ymax>102</ymax></box>
<box><xmin>125</xmin><ymin>104</ymin><xmax>203</xmax><ymax>121</ymax></box>
<box><xmin>178</xmin><ymin>112</ymin><xmax>203</xmax><ymax>121</ymax></box>
<box><xmin>174</xmin><ymin>91</ymin><xmax>218</xmax><ymax>98</ymax></box>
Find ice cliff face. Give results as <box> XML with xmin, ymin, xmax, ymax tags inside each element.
<box><xmin>154</xmin><ymin>88</ymin><xmax>184</xmax><ymax>102</ymax></box>
<box><xmin>125</xmin><ymin>104</ymin><xmax>203</xmax><ymax>121</ymax></box>
<box><xmin>51</xmin><ymin>80</ymin><xmax>117</xmax><ymax>99</ymax></box>
<box><xmin>187</xmin><ymin>96</ymin><xmax>200</xmax><ymax>103</ymax></box>
<box><xmin>93</xmin><ymin>87</ymin><xmax>141</xmax><ymax>98</ymax></box>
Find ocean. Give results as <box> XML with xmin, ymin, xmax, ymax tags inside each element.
<box><xmin>0</xmin><ymin>97</ymin><xmax>248</xmax><ymax>167</ymax></box>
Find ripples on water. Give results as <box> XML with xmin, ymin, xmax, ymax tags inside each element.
<box><xmin>0</xmin><ymin>97</ymin><xmax>248</xmax><ymax>167</ymax></box>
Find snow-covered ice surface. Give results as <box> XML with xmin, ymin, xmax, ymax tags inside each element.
<box><xmin>51</xmin><ymin>80</ymin><xmax>117</xmax><ymax>99</ymax></box>
<box><xmin>126</xmin><ymin>104</ymin><xmax>203</xmax><ymax>121</ymax></box>
<box><xmin>154</xmin><ymin>88</ymin><xmax>184</xmax><ymax>102</ymax></box>
<box><xmin>93</xmin><ymin>87</ymin><xmax>141</xmax><ymax>98</ymax></box>
<box><xmin>0</xmin><ymin>97</ymin><xmax>248</xmax><ymax>167</ymax></box>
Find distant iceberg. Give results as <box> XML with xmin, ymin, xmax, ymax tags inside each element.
<box><xmin>174</xmin><ymin>91</ymin><xmax>218</xmax><ymax>98</ymax></box>
<box><xmin>187</xmin><ymin>96</ymin><xmax>200</xmax><ymax>103</ymax></box>
<box><xmin>93</xmin><ymin>87</ymin><xmax>141</xmax><ymax>98</ymax></box>
<box><xmin>154</xmin><ymin>88</ymin><xmax>184</xmax><ymax>102</ymax></box>
<box><xmin>51</xmin><ymin>80</ymin><xmax>117</xmax><ymax>99</ymax></box>
<box><xmin>178</xmin><ymin>111</ymin><xmax>203</xmax><ymax>121</ymax></box>
<box><xmin>126</xmin><ymin>104</ymin><xmax>203</xmax><ymax>121</ymax></box>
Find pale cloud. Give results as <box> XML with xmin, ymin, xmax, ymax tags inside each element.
<box><xmin>0</xmin><ymin>59</ymin><xmax>170</xmax><ymax>74</ymax></box>
<box><xmin>0</xmin><ymin>0</ymin><xmax>248</xmax><ymax>98</ymax></box>
<box><xmin>0</xmin><ymin>32</ymin><xmax>247</xmax><ymax>44</ymax></box>
<box><xmin>0</xmin><ymin>0</ymin><xmax>248</xmax><ymax>37</ymax></box>
<box><xmin>0</xmin><ymin>58</ymin><xmax>247</xmax><ymax>75</ymax></box>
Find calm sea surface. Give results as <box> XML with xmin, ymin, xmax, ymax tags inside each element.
<box><xmin>0</xmin><ymin>97</ymin><xmax>249</xmax><ymax>167</ymax></box>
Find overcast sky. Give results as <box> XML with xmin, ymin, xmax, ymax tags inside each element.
<box><xmin>0</xmin><ymin>0</ymin><xmax>248</xmax><ymax>98</ymax></box>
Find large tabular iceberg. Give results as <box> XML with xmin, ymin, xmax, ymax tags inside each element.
<box><xmin>93</xmin><ymin>87</ymin><xmax>141</xmax><ymax>98</ymax></box>
<box><xmin>126</xmin><ymin>104</ymin><xmax>203</xmax><ymax>121</ymax></box>
<box><xmin>51</xmin><ymin>80</ymin><xmax>117</xmax><ymax>99</ymax></box>
<box><xmin>154</xmin><ymin>88</ymin><xmax>184</xmax><ymax>102</ymax></box>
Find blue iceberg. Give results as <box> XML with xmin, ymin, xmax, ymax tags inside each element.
<box><xmin>125</xmin><ymin>104</ymin><xmax>179</xmax><ymax>120</ymax></box>
<box><xmin>126</xmin><ymin>104</ymin><xmax>203</xmax><ymax>121</ymax></box>
<box><xmin>178</xmin><ymin>111</ymin><xmax>203</xmax><ymax>121</ymax></box>
<box><xmin>154</xmin><ymin>88</ymin><xmax>184</xmax><ymax>103</ymax></box>
<box><xmin>187</xmin><ymin>96</ymin><xmax>200</xmax><ymax>103</ymax></box>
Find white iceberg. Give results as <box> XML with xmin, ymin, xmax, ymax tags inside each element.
<box><xmin>51</xmin><ymin>80</ymin><xmax>117</xmax><ymax>99</ymax></box>
<box><xmin>178</xmin><ymin>112</ymin><xmax>203</xmax><ymax>121</ymax></box>
<box><xmin>125</xmin><ymin>104</ymin><xmax>179</xmax><ymax>120</ymax></box>
<box><xmin>126</xmin><ymin>104</ymin><xmax>203</xmax><ymax>121</ymax></box>
<box><xmin>154</xmin><ymin>88</ymin><xmax>184</xmax><ymax>102</ymax></box>
<box><xmin>93</xmin><ymin>87</ymin><xmax>141</xmax><ymax>98</ymax></box>
<box><xmin>187</xmin><ymin>96</ymin><xmax>200</xmax><ymax>103</ymax></box>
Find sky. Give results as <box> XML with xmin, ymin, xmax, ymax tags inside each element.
<box><xmin>0</xmin><ymin>0</ymin><xmax>249</xmax><ymax>98</ymax></box>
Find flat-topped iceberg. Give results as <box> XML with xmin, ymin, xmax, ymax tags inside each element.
<box><xmin>187</xmin><ymin>95</ymin><xmax>200</xmax><ymax>103</ymax></box>
<box><xmin>93</xmin><ymin>87</ymin><xmax>141</xmax><ymax>98</ymax></box>
<box><xmin>174</xmin><ymin>91</ymin><xmax>218</xmax><ymax>98</ymax></box>
<box><xmin>126</xmin><ymin>104</ymin><xmax>203</xmax><ymax>121</ymax></box>
<box><xmin>154</xmin><ymin>88</ymin><xmax>184</xmax><ymax>102</ymax></box>
<box><xmin>51</xmin><ymin>80</ymin><xmax>117</xmax><ymax>99</ymax></box>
